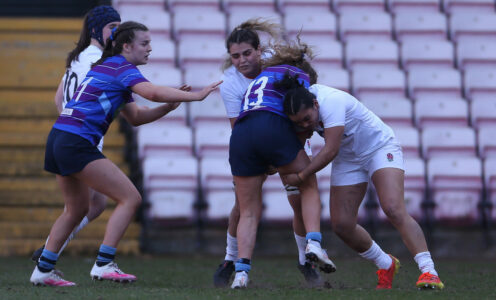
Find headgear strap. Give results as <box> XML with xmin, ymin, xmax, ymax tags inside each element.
<box><xmin>87</xmin><ymin>5</ymin><xmax>121</xmax><ymax>47</ymax></box>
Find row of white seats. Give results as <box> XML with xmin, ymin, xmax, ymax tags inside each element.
<box><xmin>139</xmin><ymin>62</ymin><xmax>496</xmax><ymax>103</ymax></box>
<box><xmin>116</xmin><ymin>1</ymin><xmax>496</xmax><ymax>43</ymax></box>
<box><xmin>136</xmin><ymin>90</ymin><xmax>496</xmax><ymax>131</ymax></box>
<box><xmin>135</xmin><ymin>119</ymin><xmax>496</xmax><ymax>161</ymax></box>
<box><xmin>141</xmin><ymin>34</ymin><xmax>496</xmax><ymax>73</ymax></box>
<box><xmin>115</xmin><ymin>0</ymin><xmax>496</xmax><ymax>15</ymax></box>
<box><xmin>142</xmin><ymin>154</ymin><xmax>496</xmax><ymax>223</ymax></box>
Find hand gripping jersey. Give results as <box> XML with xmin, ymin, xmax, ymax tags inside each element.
<box><xmin>53</xmin><ymin>55</ymin><xmax>148</xmax><ymax>146</ymax></box>
<box><xmin>238</xmin><ymin>64</ymin><xmax>310</xmax><ymax>120</ymax></box>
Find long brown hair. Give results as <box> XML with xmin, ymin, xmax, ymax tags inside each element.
<box><xmin>223</xmin><ymin>18</ymin><xmax>281</xmax><ymax>70</ymax></box>
<box><xmin>93</xmin><ymin>21</ymin><xmax>149</xmax><ymax>67</ymax></box>
<box><xmin>263</xmin><ymin>36</ymin><xmax>317</xmax><ymax>84</ymax></box>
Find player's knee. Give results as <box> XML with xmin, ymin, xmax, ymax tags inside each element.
<box><xmin>331</xmin><ymin>219</ymin><xmax>354</xmax><ymax>237</ymax></box>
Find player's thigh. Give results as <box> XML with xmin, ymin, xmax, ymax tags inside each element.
<box><xmin>371</xmin><ymin>167</ymin><xmax>406</xmax><ymax>214</ymax></box>
<box><xmin>330</xmin><ymin>183</ymin><xmax>368</xmax><ymax>225</ymax></box>
<box><xmin>55</xmin><ymin>174</ymin><xmax>90</xmax><ymax>214</ymax></box>
<box><xmin>74</xmin><ymin>158</ymin><xmax>140</xmax><ymax>204</ymax></box>
<box><xmin>277</xmin><ymin>150</ymin><xmax>311</xmax><ymax>176</ymax></box>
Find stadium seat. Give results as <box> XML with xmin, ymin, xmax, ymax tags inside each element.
<box><xmin>137</xmin><ymin>124</ymin><xmax>193</xmax><ymax>159</ymax></box>
<box><xmin>301</xmin><ymin>38</ymin><xmax>343</xmax><ymax>70</ymax></box>
<box><xmin>471</xmin><ymin>97</ymin><xmax>496</xmax><ymax>130</ymax></box>
<box><xmin>345</xmin><ymin>39</ymin><xmax>399</xmax><ymax>71</ymax></box>
<box><xmin>177</xmin><ymin>37</ymin><xmax>225</xmax><ymax>70</ymax></box>
<box><xmin>333</xmin><ymin>0</ymin><xmax>386</xmax><ymax>13</ymax></box>
<box><xmin>138</xmin><ymin>64</ymin><xmax>183</xmax><ymax>88</ymax></box>
<box><xmin>414</xmin><ymin>97</ymin><xmax>468</xmax><ymax>128</ymax></box>
<box><xmin>391</xmin><ymin>125</ymin><xmax>420</xmax><ymax>157</ymax></box>
<box><xmin>278</xmin><ymin>0</ymin><xmax>331</xmax><ymax>13</ymax></box>
<box><xmin>227</xmin><ymin>11</ymin><xmax>283</xmax><ymax>33</ymax></box>
<box><xmin>200</xmin><ymin>157</ymin><xmax>235</xmax><ymax>220</ymax></box>
<box><xmin>134</xmin><ymin>94</ymin><xmax>188</xmax><ymax>126</ymax></box>
<box><xmin>394</xmin><ymin>11</ymin><xmax>447</xmax><ymax>42</ymax></box>
<box><xmin>168</xmin><ymin>0</ymin><xmax>221</xmax><ymax>13</ymax></box>
<box><xmin>421</xmin><ymin>126</ymin><xmax>476</xmax><ymax>159</ymax></box>
<box><xmin>223</xmin><ymin>0</ymin><xmax>277</xmax><ymax>14</ymax></box>
<box><xmin>478</xmin><ymin>127</ymin><xmax>496</xmax><ymax>159</ymax></box>
<box><xmin>483</xmin><ymin>157</ymin><xmax>496</xmax><ymax>219</ymax></box>
<box><xmin>262</xmin><ymin>190</ymin><xmax>294</xmax><ymax>222</ymax></box>
<box><xmin>443</xmin><ymin>0</ymin><xmax>495</xmax><ymax>15</ymax></box>
<box><xmin>427</xmin><ymin>156</ymin><xmax>483</xmax><ymax>222</ymax></box>
<box><xmin>183</xmin><ymin>64</ymin><xmax>224</xmax><ymax>91</ymax></box>
<box><xmin>339</xmin><ymin>11</ymin><xmax>393</xmax><ymax>42</ymax></box>
<box><xmin>464</xmin><ymin>69</ymin><xmax>496</xmax><ymax>101</ymax></box>
<box><xmin>147</xmin><ymin>36</ymin><xmax>176</xmax><ymax>67</ymax></box>
<box><xmin>387</xmin><ymin>0</ymin><xmax>441</xmax><ymax>14</ymax></box>
<box><xmin>314</xmin><ymin>66</ymin><xmax>350</xmax><ymax>92</ymax></box>
<box><xmin>378</xmin><ymin>156</ymin><xmax>426</xmax><ymax>221</ymax></box>
<box><xmin>449</xmin><ymin>13</ymin><xmax>496</xmax><ymax>43</ymax></box>
<box><xmin>284</xmin><ymin>11</ymin><xmax>337</xmax><ymax>41</ymax></box>
<box><xmin>194</xmin><ymin>123</ymin><xmax>231</xmax><ymax>158</ymax></box>
<box><xmin>172</xmin><ymin>10</ymin><xmax>225</xmax><ymax>41</ymax></box>
<box><xmin>119</xmin><ymin>5</ymin><xmax>171</xmax><ymax>38</ymax></box>
<box><xmin>457</xmin><ymin>40</ymin><xmax>496</xmax><ymax>72</ymax></box>
<box><xmin>400</xmin><ymin>40</ymin><xmax>454</xmax><ymax>71</ymax></box>
<box><xmin>143</xmin><ymin>156</ymin><xmax>198</xmax><ymax>219</ymax></box>
<box><xmin>407</xmin><ymin>68</ymin><xmax>462</xmax><ymax>99</ymax></box>
<box><xmin>361</xmin><ymin>96</ymin><xmax>413</xmax><ymax>127</ymax></box>
<box><xmin>189</xmin><ymin>92</ymin><xmax>230</xmax><ymax>127</ymax></box>
<box><xmin>352</xmin><ymin>68</ymin><xmax>406</xmax><ymax>99</ymax></box>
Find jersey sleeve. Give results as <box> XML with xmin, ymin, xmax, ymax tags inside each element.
<box><xmin>318</xmin><ymin>89</ymin><xmax>347</xmax><ymax>129</ymax></box>
<box><xmin>220</xmin><ymin>78</ymin><xmax>243</xmax><ymax>118</ymax></box>
<box><xmin>117</xmin><ymin>65</ymin><xmax>149</xmax><ymax>89</ymax></box>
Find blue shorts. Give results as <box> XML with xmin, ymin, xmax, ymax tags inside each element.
<box><xmin>229</xmin><ymin>111</ymin><xmax>303</xmax><ymax>176</ymax></box>
<box><xmin>44</xmin><ymin>128</ymin><xmax>105</xmax><ymax>176</ymax></box>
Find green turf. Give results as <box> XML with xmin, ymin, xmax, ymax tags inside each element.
<box><xmin>1</xmin><ymin>255</ymin><xmax>495</xmax><ymax>299</ymax></box>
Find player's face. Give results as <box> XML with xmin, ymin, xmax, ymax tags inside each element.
<box><xmin>125</xmin><ymin>30</ymin><xmax>152</xmax><ymax>66</ymax></box>
<box><xmin>101</xmin><ymin>21</ymin><xmax>120</xmax><ymax>46</ymax></box>
<box><xmin>229</xmin><ymin>42</ymin><xmax>262</xmax><ymax>79</ymax></box>
<box><xmin>288</xmin><ymin>100</ymin><xmax>320</xmax><ymax>131</ymax></box>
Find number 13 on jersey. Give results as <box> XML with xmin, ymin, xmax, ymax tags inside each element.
<box><xmin>243</xmin><ymin>76</ymin><xmax>268</xmax><ymax>111</ymax></box>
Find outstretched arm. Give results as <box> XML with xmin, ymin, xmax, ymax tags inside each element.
<box><xmin>120</xmin><ymin>84</ymin><xmax>190</xmax><ymax>126</ymax></box>
<box><xmin>131</xmin><ymin>81</ymin><xmax>222</xmax><ymax>103</ymax></box>
<box><xmin>54</xmin><ymin>80</ymin><xmax>64</xmax><ymax>113</ymax></box>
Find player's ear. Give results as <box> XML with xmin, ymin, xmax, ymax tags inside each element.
<box><xmin>313</xmin><ymin>99</ymin><xmax>319</xmax><ymax>109</ymax></box>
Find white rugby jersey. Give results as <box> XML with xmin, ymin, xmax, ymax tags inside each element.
<box><xmin>309</xmin><ymin>84</ymin><xmax>395</xmax><ymax>159</ymax></box>
<box><xmin>219</xmin><ymin>65</ymin><xmax>253</xmax><ymax>118</ymax></box>
<box><xmin>61</xmin><ymin>45</ymin><xmax>102</xmax><ymax>108</ymax></box>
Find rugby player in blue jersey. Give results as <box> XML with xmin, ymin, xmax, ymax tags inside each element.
<box><xmin>30</xmin><ymin>21</ymin><xmax>221</xmax><ymax>286</ymax></box>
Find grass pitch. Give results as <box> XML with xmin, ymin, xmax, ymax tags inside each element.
<box><xmin>1</xmin><ymin>255</ymin><xmax>495</xmax><ymax>299</ymax></box>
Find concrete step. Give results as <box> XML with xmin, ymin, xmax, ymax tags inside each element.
<box><xmin>0</xmin><ymin>221</ymin><xmax>140</xmax><ymax>239</ymax></box>
<box><xmin>0</xmin><ymin>90</ymin><xmax>59</xmax><ymax>118</ymax></box>
<box><xmin>0</xmin><ymin>131</ymin><xmax>125</xmax><ymax>147</ymax></box>
<box><xmin>0</xmin><ymin>207</ymin><xmax>113</xmax><ymax>222</ymax></box>
<box><xmin>0</xmin><ymin>238</ymin><xmax>140</xmax><ymax>256</ymax></box>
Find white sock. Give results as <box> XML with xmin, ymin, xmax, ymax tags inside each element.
<box><xmin>294</xmin><ymin>233</ymin><xmax>307</xmax><ymax>265</ymax></box>
<box><xmin>359</xmin><ymin>240</ymin><xmax>392</xmax><ymax>270</ymax></box>
<box><xmin>224</xmin><ymin>232</ymin><xmax>238</xmax><ymax>261</ymax></box>
<box><xmin>307</xmin><ymin>239</ymin><xmax>321</xmax><ymax>248</ymax></box>
<box><xmin>58</xmin><ymin>216</ymin><xmax>89</xmax><ymax>255</ymax></box>
<box><xmin>414</xmin><ymin>251</ymin><xmax>438</xmax><ymax>276</ymax></box>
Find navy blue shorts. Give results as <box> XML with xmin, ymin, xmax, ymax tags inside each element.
<box><xmin>229</xmin><ymin>111</ymin><xmax>303</xmax><ymax>176</ymax></box>
<box><xmin>44</xmin><ymin>128</ymin><xmax>105</xmax><ymax>176</ymax></box>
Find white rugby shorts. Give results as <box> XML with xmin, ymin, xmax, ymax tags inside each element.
<box><xmin>331</xmin><ymin>140</ymin><xmax>404</xmax><ymax>186</ymax></box>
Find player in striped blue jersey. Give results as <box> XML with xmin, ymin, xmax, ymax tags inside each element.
<box><xmin>31</xmin><ymin>5</ymin><xmax>121</xmax><ymax>266</ymax></box>
<box><xmin>229</xmin><ymin>41</ymin><xmax>336</xmax><ymax>289</ymax></box>
<box><xmin>30</xmin><ymin>21</ymin><xmax>221</xmax><ymax>287</ymax></box>
<box><xmin>214</xmin><ymin>20</ymin><xmax>321</xmax><ymax>288</ymax></box>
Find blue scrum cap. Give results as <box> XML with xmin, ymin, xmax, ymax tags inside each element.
<box><xmin>87</xmin><ymin>5</ymin><xmax>121</xmax><ymax>47</ymax></box>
